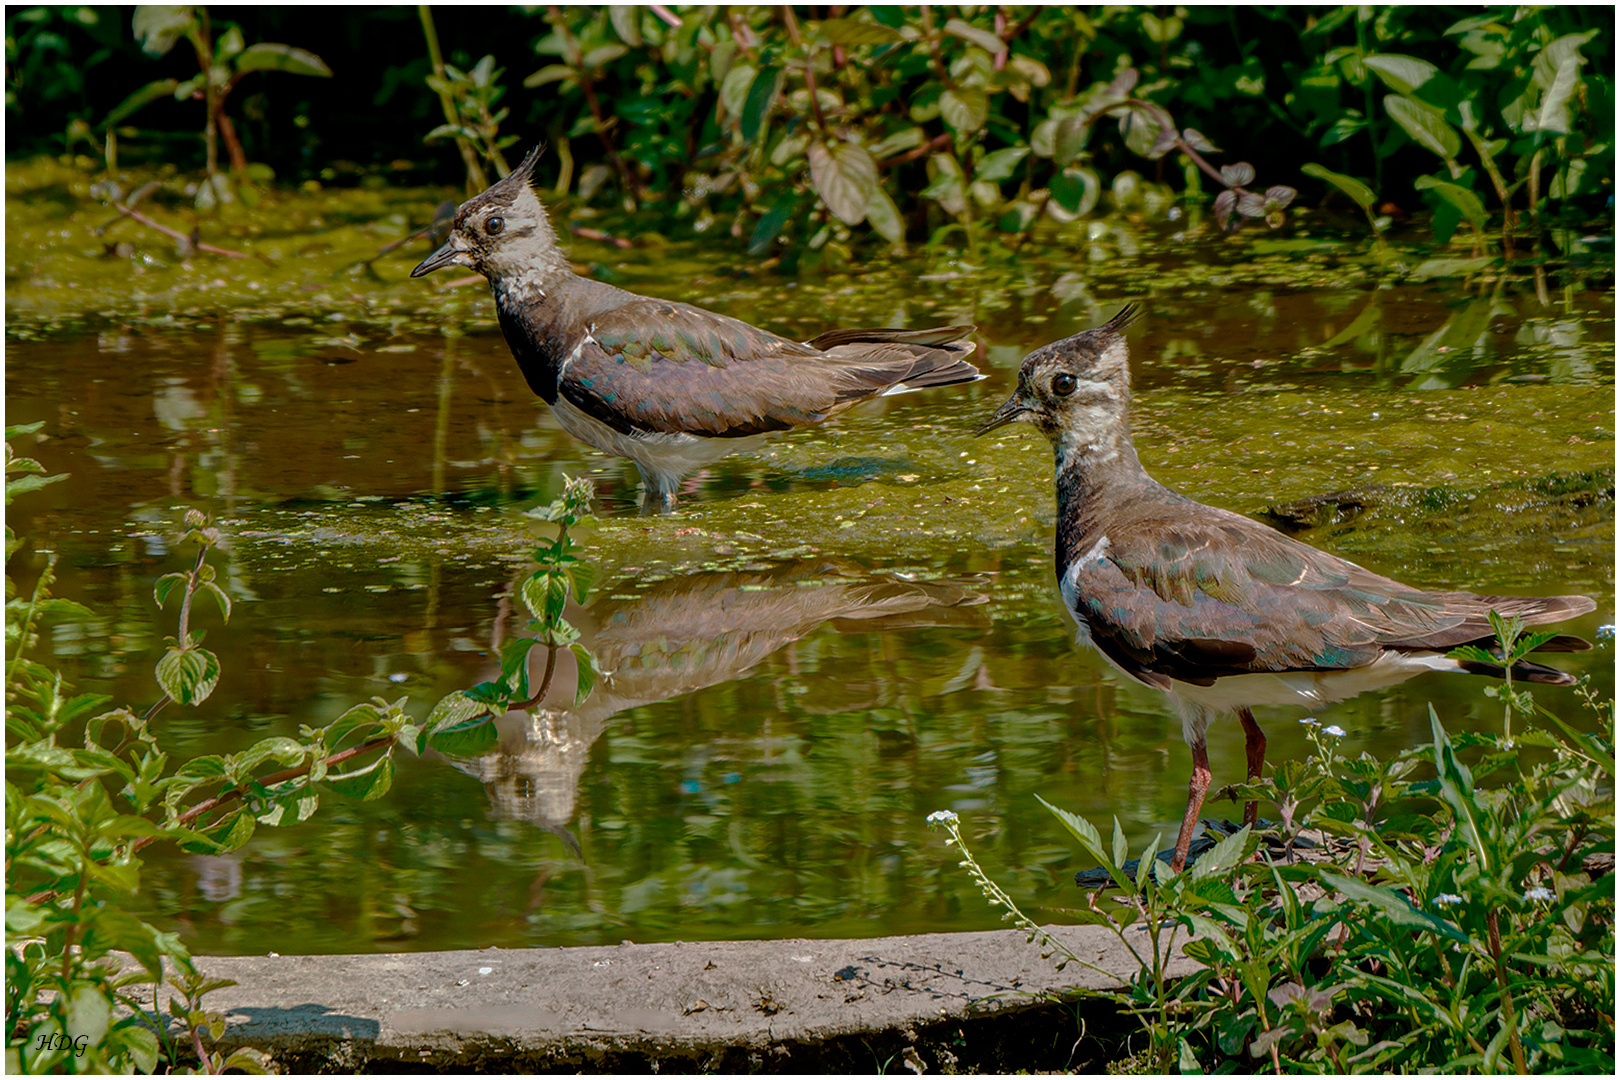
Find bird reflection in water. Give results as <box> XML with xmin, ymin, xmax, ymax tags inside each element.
<box><xmin>430</xmin><ymin>558</ymin><xmax>988</xmax><ymax>864</ymax></box>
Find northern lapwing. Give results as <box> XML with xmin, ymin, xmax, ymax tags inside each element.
<box><xmin>412</xmin><ymin>145</ymin><xmax>982</xmax><ymax>507</ymax></box>
<box><xmin>978</xmin><ymin>304</ymin><xmax>1597</xmax><ymax>872</ymax></box>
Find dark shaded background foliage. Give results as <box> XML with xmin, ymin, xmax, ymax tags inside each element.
<box><xmin>6</xmin><ymin>6</ymin><xmax>1609</xmax><ymax>202</ymax></box>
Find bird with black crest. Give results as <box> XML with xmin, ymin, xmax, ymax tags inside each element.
<box><xmin>978</xmin><ymin>304</ymin><xmax>1597</xmax><ymax>874</ymax></box>
<box><xmin>413</xmin><ymin>145</ymin><xmax>982</xmax><ymax>508</ymax></box>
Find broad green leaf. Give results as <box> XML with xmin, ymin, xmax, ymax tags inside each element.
<box><xmin>154</xmin><ymin>645</ymin><xmax>221</xmax><ymax>706</ymax></box>
<box><xmin>213</xmin><ymin>24</ymin><xmax>243</xmax><ymax>62</ymax></box>
<box><xmin>324</xmin><ymin>753</ymin><xmax>394</xmax><ymax>801</ymax></box>
<box><xmin>608</xmin><ymin>5</ymin><xmax>643</xmax><ymax>46</ymax></box>
<box><xmin>421</xmin><ymin>691</ymin><xmax>497</xmax><ymax>757</ymax></box>
<box><xmin>719</xmin><ymin>63</ymin><xmax>756</xmax><ymax>122</ymax></box>
<box><xmin>132</xmin><ymin>5</ymin><xmax>196</xmax><ymax>58</ymax></box>
<box><xmin>944</xmin><ymin>18</ymin><xmax>1005</xmax><ymax>55</ymax></box>
<box><xmin>1302</xmin><ymin>162</ymin><xmax>1376</xmax><ymax>209</ymax></box>
<box><xmin>867</xmin><ymin>126</ymin><xmax>924</xmax><ymax>161</ymax></box>
<box><xmin>1408</xmin><ymin>257</ymin><xmax>1494</xmax><ymax>282</ymax></box>
<box><xmin>105</xmin><ymin>78</ymin><xmax>182</xmax><ymax>125</ymax></box>
<box><xmin>748</xmin><ymin>196</ymin><xmax>795</xmax><ymax>256</ymax></box>
<box><xmin>1429</xmin><ymin>708</ymin><xmax>1489</xmax><ymax>870</ymax></box>
<box><xmin>233</xmin><ymin>42</ymin><xmax>332</xmax><ymax>78</ymax></box>
<box><xmin>1364</xmin><ymin>53</ymin><xmax>1441</xmax><ymax>98</ymax></box>
<box><xmin>865</xmin><ymin>185</ymin><xmax>905</xmax><ymax>245</ymax></box>
<box><xmin>5</xmin><ymin>472</ymin><xmax>69</xmax><ymax>501</ymax></box>
<box><xmin>1530</xmin><ymin>55</ymin><xmax>1580</xmax><ymax>136</ymax></box>
<box><xmin>808</xmin><ymin>139</ymin><xmax>877</xmax><ymax>226</ymax></box>
<box><xmin>1532</xmin><ymin>31</ymin><xmax>1597</xmax><ymax>93</ymax></box>
<box><xmin>1384</xmin><ymin>95</ymin><xmax>1460</xmax><ymax>162</ymax></box>
<box><xmin>520</xmin><ymin>568</ymin><xmax>568</xmax><ymax>623</ymax></box>
<box><xmin>571</xmin><ymin>642</ymin><xmax>597</xmax><ymax>705</ymax></box>
<box><xmin>322</xmin><ymin>702</ymin><xmax>384</xmax><ymax>751</ymax></box>
<box><xmin>740</xmin><ymin>67</ymin><xmax>781</xmax><ymax>143</ymax></box>
<box><xmin>1322</xmin><ymin>868</ymin><xmax>1470</xmax><ymax>942</ymax></box>
<box><xmin>1048</xmin><ymin>170</ymin><xmax>1086</xmax><ymax>214</ymax></box>
<box><xmin>524</xmin><ymin>64</ymin><xmax>575</xmax><ymax>89</ymax></box>
<box><xmin>817</xmin><ymin>16</ymin><xmax>903</xmax><ymax>46</ymax></box>
<box><xmin>1414</xmin><ymin>175</ymin><xmax>1487</xmax><ymax>229</ymax></box>
<box><xmin>580</xmin><ymin>44</ymin><xmax>626</xmax><ymax>69</ymax></box>
<box><xmin>153</xmin><ymin>572</ymin><xmax>188</xmax><ymax>607</ymax></box>
<box><xmin>499</xmin><ymin>635</ymin><xmax>540</xmax><ymax>697</ymax></box>
<box><xmin>975</xmin><ymin>146</ymin><xmax>1029</xmax><ymax>183</ymax></box>
<box><xmin>939</xmin><ymin>87</ymin><xmax>989</xmax><ymax>133</ymax></box>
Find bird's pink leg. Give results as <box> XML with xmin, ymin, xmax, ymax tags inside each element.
<box><xmin>1239</xmin><ymin>708</ymin><xmax>1266</xmax><ymax>829</ymax></box>
<box><xmin>1171</xmin><ymin>738</ymin><xmax>1211</xmax><ymax>873</ymax></box>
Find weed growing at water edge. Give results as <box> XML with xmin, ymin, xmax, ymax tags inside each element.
<box><xmin>932</xmin><ymin>633</ymin><xmax>1613</xmax><ymax>1072</ymax></box>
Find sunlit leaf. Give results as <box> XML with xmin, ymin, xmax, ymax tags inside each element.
<box><xmin>975</xmin><ymin>146</ymin><xmax>1029</xmax><ymax>183</ymax></box>
<box><xmin>233</xmin><ymin>43</ymin><xmax>332</xmax><ymax>78</ymax></box>
<box><xmin>1414</xmin><ymin>175</ymin><xmax>1487</xmax><ymax>230</ymax></box>
<box><xmin>1384</xmin><ymin>95</ymin><xmax>1460</xmax><ymax>161</ymax></box>
<box><xmin>944</xmin><ymin>18</ymin><xmax>1005</xmax><ymax>56</ymax></box>
<box><xmin>105</xmin><ymin>78</ymin><xmax>182</xmax><ymax>126</ymax></box>
<box><xmin>939</xmin><ymin>87</ymin><xmax>988</xmax><ymax>133</ymax></box>
<box><xmin>865</xmin><ymin>185</ymin><xmax>905</xmax><ymax>244</ymax></box>
<box><xmin>1529</xmin><ymin>54</ymin><xmax>1580</xmax><ymax>136</ymax></box>
<box><xmin>1301</xmin><ymin>162</ymin><xmax>1376</xmax><ymax>210</ymax></box>
<box><xmin>818</xmin><ymin>16</ymin><xmax>903</xmax><ymax>46</ymax></box>
<box><xmin>132</xmin><ymin>5</ymin><xmax>196</xmax><ymax>58</ymax></box>
<box><xmin>808</xmin><ymin>139</ymin><xmax>877</xmax><ymax>226</ymax></box>
<box><xmin>155</xmin><ymin>645</ymin><xmax>220</xmax><ymax>706</ymax></box>
<box><xmin>1364</xmin><ymin>53</ymin><xmax>1441</xmax><ymax>98</ymax></box>
<box><xmin>608</xmin><ymin>5</ymin><xmax>643</xmax><ymax>47</ymax></box>
<box><xmin>324</xmin><ymin>754</ymin><xmax>394</xmax><ymax>802</ymax></box>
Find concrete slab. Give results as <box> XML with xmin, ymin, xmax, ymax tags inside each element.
<box><xmin>198</xmin><ymin>924</ymin><xmax>1199</xmax><ymax>1071</ymax></box>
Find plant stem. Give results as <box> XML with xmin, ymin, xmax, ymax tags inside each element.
<box><xmin>6</xmin><ymin>552</ymin><xmax>58</xmax><ymax>691</ymax></box>
<box><xmin>418</xmin><ymin>4</ymin><xmax>489</xmax><ymax>193</ymax></box>
<box><xmin>549</xmin><ymin>5</ymin><xmax>641</xmax><ymax>207</ymax></box>
<box><xmin>1485</xmin><ymin>908</ymin><xmax>1529</xmax><ymax>1073</ymax></box>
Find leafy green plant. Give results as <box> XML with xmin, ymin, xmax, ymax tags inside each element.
<box><xmin>1296</xmin><ymin>7</ymin><xmax>1610</xmax><ymax>261</ymax></box>
<box><xmin>514</xmin><ymin>6</ymin><xmax>1301</xmax><ymax>263</ymax></box>
<box><xmin>932</xmin><ymin>620</ymin><xmax>1613</xmax><ymax>1073</ymax></box>
<box><xmin>5</xmin><ymin>426</ymin><xmax>416</xmax><ymax>1072</ymax></box>
<box><xmin>416</xmin><ymin>476</ymin><xmax>603</xmax><ymax>760</ymax></box>
<box><xmin>114</xmin><ymin>4</ymin><xmax>331</xmax><ymax>201</ymax></box>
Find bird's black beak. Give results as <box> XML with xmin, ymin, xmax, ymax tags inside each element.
<box><xmin>411</xmin><ymin>239</ymin><xmax>467</xmax><ymax>278</ymax></box>
<box><xmin>975</xmin><ymin>391</ymin><xmax>1033</xmax><ymax>436</ymax></box>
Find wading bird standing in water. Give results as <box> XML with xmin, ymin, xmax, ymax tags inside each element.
<box><xmin>978</xmin><ymin>305</ymin><xmax>1596</xmax><ymax>872</ymax></box>
<box><xmin>413</xmin><ymin>145</ymin><xmax>981</xmax><ymax>508</ymax></box>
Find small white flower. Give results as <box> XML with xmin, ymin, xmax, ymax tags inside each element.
<box><xmin>1497</xmin><ymin>736</ymin><xmax>1516</xmax><ymax>751</ymax></box>
<box><xmin>926</xmin><ymin>810</ymin><xmax>959</xmax><ymax>826</ymax></box>
<box><xmin>1323</xmin><ymin>725</ymin><xmax>1347</xmax><ymax>738</ymax></box>
<box><xmin>1596</xmin><ymin>624</ymin><xmax>1615</xmax><ymax>640</ymax></box>
<box><xmin>1433</xmin><ymin>893</ymin><xmax>1464</xmax><ymax>907</ymax></box>
<box><xmin>1299</xmin><ymin>717</ymin><xmax>1319</xmax><ymax>726</ymax></box>
<box><xmin>1523</xmin><ymin>886</ymin><xmax>1555</xmax><ymax>903</ymax></box>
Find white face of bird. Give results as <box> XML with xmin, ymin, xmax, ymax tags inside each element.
<box><xmin>976</xmin><ymin>317</ymin><xmax>1136</xmax><ymax>459</ymax></box>
<box><xmin>411</xmin><ymin>146</ymin><xmax>563</xmax><ymax>283</ymax></box>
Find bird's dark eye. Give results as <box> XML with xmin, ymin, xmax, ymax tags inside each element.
<box><xmin>1052</xmin><ymin>373</ymin><xmax>1077</xmax><ymax>397</ymax></box>
<box><xmin>485</xmin><ymin>216</ymin><xmax>504</xmax><ymax>236</ymax></box>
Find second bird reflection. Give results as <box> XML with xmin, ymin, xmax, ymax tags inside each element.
<box><xmin>434</xmin><ymin>558</ymin><xmax>989</xmax><ymax>849</ymax></box>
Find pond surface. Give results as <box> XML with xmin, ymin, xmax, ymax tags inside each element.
<box><xmin>5</xmin><ymin>165</ymin><xmax>1614</xmax><ymax>954</ymax></box>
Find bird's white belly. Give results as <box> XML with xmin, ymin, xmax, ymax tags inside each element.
<box><xmin>1168</xmin><ymin>651</ymin><xmax>1461</xmax><ymax>744</ymax></box>
<box><xmin>548</xmin><ymin>396</ymin><xmax>768</xmax><ymax>496</ymax></box>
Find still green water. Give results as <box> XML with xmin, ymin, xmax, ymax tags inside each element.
<box><xmin>5</xmin><ymin>161</ymin><xmax>1614</xmax><ymax>954</ymax></box>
